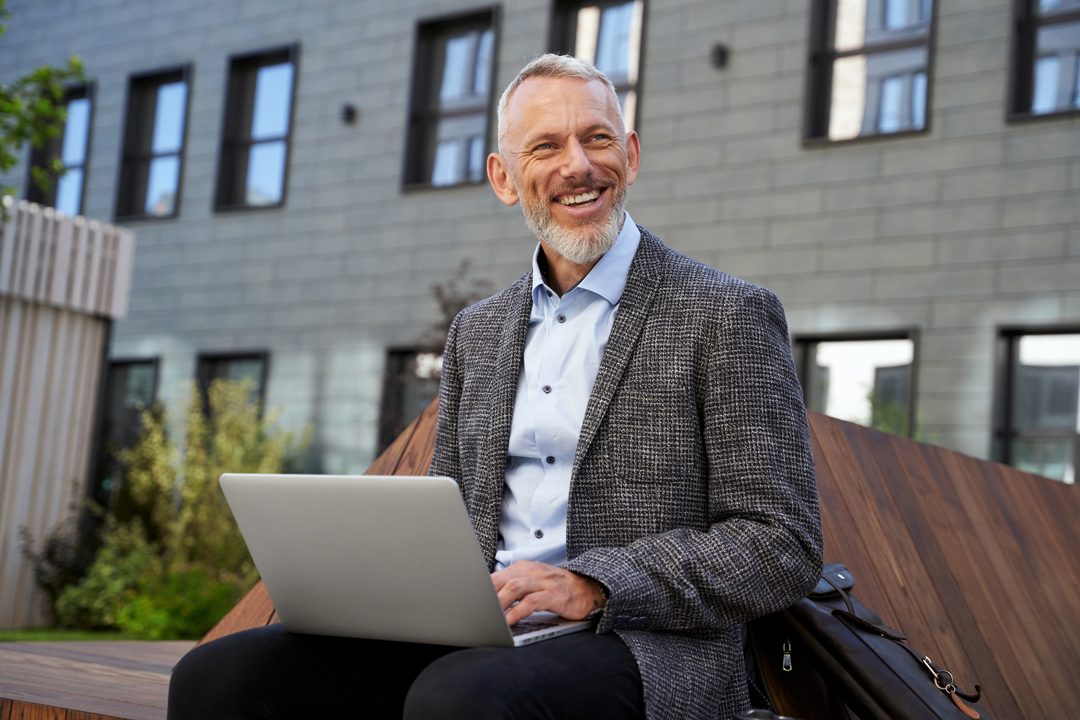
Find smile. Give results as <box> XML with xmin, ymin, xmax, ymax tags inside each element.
<box><xmin>557</xmin><ymin>189</ymin><xmax>601</xmax><ymax>207</ymax></box>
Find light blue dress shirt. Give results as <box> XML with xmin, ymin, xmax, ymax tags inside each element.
<box><xmin>494</xmin><ymin>213</ymin><xmax>641</xmax><ymax>571</ymax></box>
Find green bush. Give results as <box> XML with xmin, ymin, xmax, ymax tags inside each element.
<box><xmin>43</xmin><ymin>378</ymin><xmax>308</xmax><ymax>638</ymax></box>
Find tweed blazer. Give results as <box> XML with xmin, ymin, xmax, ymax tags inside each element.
<box><xmin>429</xmin><ymin>227</ymin><xmax>823</xmax><ymax>720</ymax></box>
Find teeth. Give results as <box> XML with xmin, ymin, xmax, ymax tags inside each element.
<box><xmin>560</xmin><ymin>190</ymin><xmax>599</xmax><ymax>206</ymax></box>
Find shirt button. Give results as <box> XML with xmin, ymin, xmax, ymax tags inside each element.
<box><xmin>557</xmin><ymin>314</ymin><xmax>566</xmax><ymax>323</ymax></box>
<box><xmin>546</xmin><ymin>456</ymin><xmax>555</xmax><ymax>464</ymax></box>
<box><xmin>543</xmin><ymin>385</ymin><xmax>552</xmax><ymax>393</ymax></box>
<box><xmin>546</xmin><ymin>290</ymin><xmax>552</xmax><ymax>297</ymax></box>
<box><xmin>534</xmin><ymin>529</ymin><xmax>544</xmax><ymax>539</ymax></box>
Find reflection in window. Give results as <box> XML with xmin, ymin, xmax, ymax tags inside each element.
<box><xmin>998</xmin><ymin>332</ymin><xmax>1080</xmax><ymax>483</ymax></box>
<box><xmin>552</xmin><ymin>0</ymin><xmax>645</xmax><ymax>131</ymax></box>
<box><xmin>116</xmin><ymin>68</ymin><xmax>189</xmax><ymax>219</ymax></box>
<box><xmin>404</xmin><ymin>11</ymin><xmax>496</xmax><ymax>187</ymax></box>
<box><xmin>25</xmin><ymin>86</ymin><xmax>92</xmax><ymax>216</ymax></box>
<box><xmin>216</xmin><ymin>46</ymin><xmax>296</xmax><ymax>209</ymax></box>
<box><xmin>377</xmin><ymin>350</ymin><xmax>443</xmax><ymax>455</ymax></box>
<box><xmin>807</xmin><ymin>0</ymin><xmax>934</xmax><ymax>141</ymax></box>
<box><xmin>1012</xmin><ymin>3</ymin><xmax>1080</xmax><ymax>116</ymax></box>
<box><xmin>796</xmin><ymin>336</ymin><xmax>915</xmax><ymax>436</ymax></box>
<box><xmin>93</xmin><ymin>359</ymin><xmax>158</xmax><ymax>510</ymax></box>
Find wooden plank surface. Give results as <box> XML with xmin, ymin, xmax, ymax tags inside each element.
<box><xmin>0</xmin><ymin>642</ymin><xmax>191</xmax><ymax>720</ymax></box>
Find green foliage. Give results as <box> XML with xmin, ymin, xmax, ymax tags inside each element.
<box><xmin>45</xmin><ymin>379</ymin><xmax>308</xmax><ymax>638</ymax></box>
<box><xmin>868</xmin><ymin>389</ymin><xmax>910</xmax><ymax>437</ymax></box>
<box><xmin>0</xmin><ymin>0</ymin><xmax>86</xmax><ymax>210</ymax></box>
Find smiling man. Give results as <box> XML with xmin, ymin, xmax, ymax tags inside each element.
<box><xmin>422</xmin><ymin>55</ymin><xmax>823</xmax><ymax>720</ymax></box>
<box><xmin>168</xmin><ymin>55</ymin><xmax>821</xmax><ymax>720</ymax></box>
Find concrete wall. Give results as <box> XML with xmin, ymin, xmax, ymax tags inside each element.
<box><xmin>0</xmin><ymin>0</ymin><xmax>1076</xmax><ymax>470</ymax></box>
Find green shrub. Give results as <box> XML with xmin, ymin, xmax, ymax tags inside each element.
<box><xmin>41</xmin><ymin>378</ymin><xmax>308</xmax><ymax>638</ymax></box>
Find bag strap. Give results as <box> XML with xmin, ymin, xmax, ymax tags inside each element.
<box><xmin>819</xmin><ymin>572</ymin><xmax>982</xmax><ymax>704</ymax></box>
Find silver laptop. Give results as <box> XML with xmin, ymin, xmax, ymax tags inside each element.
<box><xmin>219</xmin><ymin>473</ymin><xmax>593</xmax><ymax>647</ymax></box>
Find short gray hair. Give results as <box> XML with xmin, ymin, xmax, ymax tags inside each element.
<box><xmin>496</xmin><ymin>54</ymin><xmax>624</xmax><ymax>153</ymax></box>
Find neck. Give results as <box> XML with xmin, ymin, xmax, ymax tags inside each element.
<box><xmin>538</xmin><ymin>242</ymin><xmax>601</xmax><ymax>296</ymax></box>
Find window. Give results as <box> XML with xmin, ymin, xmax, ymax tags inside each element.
<box><xmin>116</xmin><ymin>66</ymin><xmax>190</xmax><ymax>219</ymax></box>
<box><xmin>805</xmin><ymin>0</ymin><xmax>934</xmax><ymax>142</ymax></box>
<box><xmin>215</xmin><ymin>46</ymin><xmax>297</xmax><ymax>209</ymax></box>
<box><xmin>377</xmin><ymin>349</ymin><xmax>443</xmax><ymax>454</ymax></box>
<box><xmin>403</xmin><ymin>9</ymin><xmax>497</xmax><ymax>188</ymax></box>
<box><xmin>24</xmin><ymin>85</ymin><xmax>93</xmax><ymax>216</ymax></box>
<box><xmin>550</xmin><ymin>0</ymin><xmax>646</xmax><ymax>131</ymax></box>
<box><xmin>92</xmin><ymin>359</ymin><xmax>159</xmax><ymax>509</ymax></box>
<box><xmin>794</xmin><ymin>332</ymin><xmax>917</xmax><ymax>436</ymax></box>
<box><xmin>1009</xmin><ymin>0</ymin><xmax>1080</xmax><ymax>118</ymax></box>
<box><xmin>196</xmin><ymin>352</ymin><xmax>269</xmax><ymax>411</ymax></box>
<box><xmin>995</xmin><ymin>329</ymin><xmax>1080</xmax><ymax>483</ymax></box>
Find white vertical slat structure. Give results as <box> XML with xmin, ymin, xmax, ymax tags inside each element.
<box><xmin>0</xmin><ymin>197</ymin><xmax>135</xmax><ymax>629</ymax></box>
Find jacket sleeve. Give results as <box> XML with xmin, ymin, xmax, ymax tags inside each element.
<box><xmin>428</xmin><ymin>312</ymin><xmax>464</xmax><ymax>485</ymax></box>
<box><xmin>564</xmin><ymin>286</ymin><xmax>824</xmax><ymax>634</ymax></box>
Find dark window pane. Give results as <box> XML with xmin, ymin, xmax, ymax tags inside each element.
<box><xmin>595</xmin><ymin>2</ymin><xmax>635</xmax><ymax>83</ymax></box>
<box><xmin>251</xmin><ymin>63</ymin><xmax>293</xmax><ymax>140</ymax></box>
<box><xmin>1012</xmin><ymin>438</ymin><xmax>1075</xmax><ymax>482</ymax></box>
<box><xmin>151</xmin><ymin>82</ymin><xmax>187</xmax><ymax>154</ymax></box>
<box><xmin>1032</xmin><ymin>20</ymin><xmax>1080</xmax><ymax>114</ymax></box>
<box><xmin>94</xmin><ymin>360</ymin><xmax>158</xmax><ymax>506</ymax></box>
<box><xmin>829</xmin><ymin>46</ymin><xmax>928</xmax><ymax>140</ymax></box>
<box><xmin>377</xmin><ymin>350</ymin><xmax>442</xmax><ymax>455</ymax></box>
<box><xmin>198</xmin><ymin>354</ymin><xmax>267</xmax><ymax>409</ymax></box>
<box><xmin>564</xmin><ymin>1</ymin><xmax>643</xmax><ymax>128</ymax></box>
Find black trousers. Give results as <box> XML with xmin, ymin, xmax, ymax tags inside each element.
<box><xmin>168</xmin><ymin>623</ymin><xmax>646</xmax><ymax>719</ymax></box>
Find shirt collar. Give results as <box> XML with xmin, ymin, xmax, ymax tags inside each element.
<box><xmin>531</xmin><ymin>212</ymin><xmax>641</xmax><ymax>305</ymax></box>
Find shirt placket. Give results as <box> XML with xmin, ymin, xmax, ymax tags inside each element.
<box><xmin>529</xmin><ymin>288</ymin><xmax>575</xmax><ymax>543</ymax></box>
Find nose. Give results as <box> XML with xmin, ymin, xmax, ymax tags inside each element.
<box><xmin>559</xmin><ymin>137</ymin><xmax>593</xmax><ymax>180</ymax></box>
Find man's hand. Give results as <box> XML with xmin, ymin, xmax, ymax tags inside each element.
<box><xmin>492</xmin><ymin>561</ymin><xmax>606</xmax><ymax>626</ymax></box>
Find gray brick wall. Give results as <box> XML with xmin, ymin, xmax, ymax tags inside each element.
<box><xmin>1</xmin><ymin>0</ymin><xmax>1077</xmax><ymax>470</ymax></box>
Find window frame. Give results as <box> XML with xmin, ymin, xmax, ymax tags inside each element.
<box><xmin>993</xmin><ymin>325</ymin><xmax>1080</xmax><ymax>475</ymax></box>
<box><xmin>792</xmin><ymin>328</ymin><xmax>920</xmax><ymax>437</ymax></box>
<box><xmin>546</xmin><ymin>0</ymin><xmax>648</xmax><ymax>133</ymax></box>
<box><xmin>24</xmin><ymin>83</ymin><xmax>95</xmax><ymax>214</ymax></box>
<box><xmin>195</xmin><ymin>350</ymin><xmax>271</xmax><ymax>414</ymax></box>
<box><xmin>213</xmin><ymin>44</ymin><xmax>299</xmax><ymax>212</ymax></box>
<box><xmin>401</xmin><ymin>6</ymin><xmax>501</xmax><ymax>191</ymax></box>
<box><xmin>377</xmin><ymin>346</ymin><xmax>444</xmax><ymax>455</ymax></box>
<box><xmin>803</xmin><ymin>0</ymin><xmax>938</xmax><ymax>145</ymax></box>
<box><xmin>1007</xmin><ymin>0</ymin><xmax>1080</xmax><ymax>122</ymax></box>
<box><xmin>114</xmin><ymin>64</ymin><xmax>192</xmax><ymax>222</ymax></box>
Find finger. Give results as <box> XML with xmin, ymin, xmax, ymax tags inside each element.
<box><xmin>504</xmin><ymin>591</ymin><xmax>549</xmax><ymax>626</ymax></box>
<box><xmin>496</xmin><ymin>576</ymin><xmax>540</xmax><ymax>611</ymax></box>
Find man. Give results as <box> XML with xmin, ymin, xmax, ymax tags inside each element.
<box><xmin>169</xmin><ymin>55</ymin><xmax>821</xmax><ymax>720</ymax></box>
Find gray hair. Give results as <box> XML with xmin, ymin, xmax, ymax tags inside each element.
<box><xmin>496</xmin><ymin>54</ymin><xmax>624</xmax><ymax>154</ymax></box>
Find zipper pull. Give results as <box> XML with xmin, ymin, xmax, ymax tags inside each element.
<box><xmin>782</xmin><ymin>640</ymin><xmax>792</xmax><ymax>672</ymax></box>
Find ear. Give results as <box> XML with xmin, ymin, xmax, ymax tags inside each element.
<box><xmin>487</xmin><ymin>153</ymin><xmax>519</xmax><ymax>207</ymax></box>
<box><xmin>625</xmin><ymin>130</ymin><xmax>641</xmax><ymax>186</ymax></box>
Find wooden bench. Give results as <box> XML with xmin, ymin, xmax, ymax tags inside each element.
<box><xmin>3</xmin><ymin>399</ymin><xmax>1077</xmax><ymax>718</ymax></box>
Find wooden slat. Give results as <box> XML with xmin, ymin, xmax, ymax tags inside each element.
<box><xmin>1</xmin><ymin>700</ymin><xmax>64</xmax><ymax>720</ymax></box>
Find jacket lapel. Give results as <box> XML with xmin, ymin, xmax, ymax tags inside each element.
<box><xmin>571</xmin><ymin>228</ymin><xmax>665</xmax><ymax>479</ymax></box>
<box><xmin>475</xmin><ymin>272</ymin><xmax>533</xmax><ymax>567</ymax></box>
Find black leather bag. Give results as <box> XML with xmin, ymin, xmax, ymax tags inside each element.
<box><xmin>751</xmin><ymin>563</ymin><xmax>993</xmax><ymax>720</ymax></box>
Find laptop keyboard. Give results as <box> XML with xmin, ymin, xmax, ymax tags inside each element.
<box><xmin>510</xmin><ymin>620</ymin><xmax>559</xmax><ymax>636</ymax></box>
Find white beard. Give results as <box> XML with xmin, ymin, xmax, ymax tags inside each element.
<box><xmin>520</xmin><ymin>183</ymin><xmax>627</xmax><ymax>266</ymax></box>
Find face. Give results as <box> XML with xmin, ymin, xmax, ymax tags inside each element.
<box><xmin>488</xmin><ymin>76</ymin><xmax>640</xmax><ymax>266</ymax></box>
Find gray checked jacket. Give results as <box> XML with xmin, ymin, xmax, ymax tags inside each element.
<box><xmin>429</xmin><ymin>226</ymin><xmax>823</xmax><ymax>720</ymax></box>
